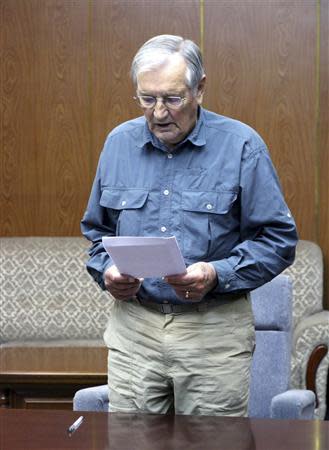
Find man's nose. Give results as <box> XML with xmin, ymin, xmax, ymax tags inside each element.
<box><xmin>153</xmin><ymin>99</ymin><xmax>169</xmax><ymax>119</ymax></box>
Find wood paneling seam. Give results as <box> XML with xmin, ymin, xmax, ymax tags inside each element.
<box><xmin>315</xmin><ymin>0</ymin><xmax>321</xmax><ymax>242</ymax></box>
<box><xmin>88</xmin><ymin>0</ymin><xmax>94</xmax><ymax>183</ymax></box>
<box><xmin>200</xmin><ymin>0</ymin><xmax>204</xmax><ymax>56</ymax></box>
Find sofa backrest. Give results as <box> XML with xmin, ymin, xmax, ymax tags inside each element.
<box><xmin>0</xmin><ymin>237</ymin><xmax>112</xmax><ymax>343</ymax></box>
<box><xmin>283</xmin><ymin>240</ymin><xmax>323</xmax><ymax>327</ymax></box>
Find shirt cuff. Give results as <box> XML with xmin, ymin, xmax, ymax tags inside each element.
<box><xmin>100</xmin><ymin>258</ymin><xmax>115</xmax><ymax>289</ymax></box>
<box><xmin>210</xmin><ymin>259</ymin><xmax>238</xmax><ymax>294</ymax></box>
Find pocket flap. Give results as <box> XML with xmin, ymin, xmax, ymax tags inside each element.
<box><xmin>100</xmin><ymin>189</ymin><xmax>148</xmax><ymax>210</ymax></box>
<box><xmin>182</xmin><ymin>190</ymin><xmax>237</xmax><ymax>214</ymax></box>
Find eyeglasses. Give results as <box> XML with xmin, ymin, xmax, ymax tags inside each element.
<box><xmin>134</xmin><ymin>95</ymin><xmax>187</xmax><ymax>110</ymax></box>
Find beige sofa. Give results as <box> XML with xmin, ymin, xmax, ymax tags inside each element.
<box><xmin>0</xmin><ymin>237</ymin><xmax>112</xmax><ymax>409</ymax></box>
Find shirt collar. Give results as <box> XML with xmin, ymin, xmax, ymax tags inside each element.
<box><xmin>137</xmin><ymin>107</ymin><xmax>206</xmax><ymax>151</ymax></box>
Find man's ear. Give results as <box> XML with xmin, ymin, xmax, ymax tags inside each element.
<box><xmin>196</xmin><ymin>75</ymin><xmax>206</xmax><ymax>104</ymax></box>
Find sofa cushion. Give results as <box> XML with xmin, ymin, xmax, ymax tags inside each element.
<box><xmin>0</xmin><ymin>237</ymin><xmax>112</xmax><ymax>343</ymax></box>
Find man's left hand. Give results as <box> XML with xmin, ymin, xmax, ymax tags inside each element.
<box><xmin>165</xmin><ymin>262</ymin><xmax>218</xmax><ymax>302</ymax></box>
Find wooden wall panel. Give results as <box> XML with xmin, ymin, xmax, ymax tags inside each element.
<box><xmin>90</xmin><ymin>0</ymin><xmax>200</xmax><ymax>174</ymax></box>
<box><xmin>318</xmin><ymin>0</ymin><xmax>329</xmax><ymax>308</ymax></box>
<box><xmin>1</xmin><ymin>0</ymin><xmax>38</xmax><ymax>235</ymax></box>
<box><xmin>203</xmin><ymin>0</ymin><xmax>318</xmax><ymax>241</ymax></box>
<box><xmin>1</xmin><ymin>0</ymin><xmax>90</xmax><ymax>236</ymax></box>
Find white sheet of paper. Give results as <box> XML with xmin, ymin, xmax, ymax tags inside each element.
<box><xmin>102</xmin><ymin>236</ymin><xmax>186</xmax><ymax>278</ymax></box>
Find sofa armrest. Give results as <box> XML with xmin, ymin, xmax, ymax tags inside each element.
<box><xmin>293</xmin><ymin>311</ymin><xmax>329</xmax><ymax>348</ymax></box>
<box><xmin>270</xmin><ymin>389</ymin><xmax>315</xmax><ymax>420</ymax></box>
<box><xmin>291</xmin><ymin>311</ymin><xmax>329</xmax><ymax>418</ymax></box>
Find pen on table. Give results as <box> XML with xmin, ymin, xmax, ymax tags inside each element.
<box><xmin>67</xmin><ymin>415</ymin><xmax>84</xmax><ymax>435</ymax></box>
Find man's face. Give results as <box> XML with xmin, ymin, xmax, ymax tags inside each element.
<box><xmin>136</xmin><ymin>54</ymin><xmax>205</xmax><ymax>148</ymax></box>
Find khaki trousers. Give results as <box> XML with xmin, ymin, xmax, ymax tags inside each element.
<box><xmin>103</xmin><ymin>295</ymin><xmax>255</xmax><ymax>416</ymax></box>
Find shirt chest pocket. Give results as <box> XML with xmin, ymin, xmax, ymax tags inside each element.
<box><xmin>100</xmin><ymin>188</ymin><xmax>149</xmax><ymax>236</ymax></box>
<box><xmin>181</xmin><ymin>190</ymin><xmax>238</xmax><ymax>261</ymax></box>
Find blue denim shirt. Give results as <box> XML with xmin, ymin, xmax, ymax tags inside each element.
<box><xmin>81</xmin><ymin>108</ymin><xmax>297</xmax><ymax>304</ymax></box>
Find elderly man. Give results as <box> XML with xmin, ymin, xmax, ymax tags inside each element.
<box><xmin>81</xmin><ymin>35</ymin><xmax>297</xmax><ymax>416</ymax></box>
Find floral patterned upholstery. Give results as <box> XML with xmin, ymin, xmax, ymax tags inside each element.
<box><xmin>0</xmin><ymin>237</ymin><xmax>112</xmax><ymax>343</ymax></box>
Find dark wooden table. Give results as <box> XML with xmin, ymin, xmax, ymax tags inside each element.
<box><xmin>0</xmin><ymin>408</ymin><xmax>328</xmax><ymax>450</ymax></box>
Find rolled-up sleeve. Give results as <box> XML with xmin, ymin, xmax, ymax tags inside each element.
<box><xmin>211</xmin><ymin>145</ymin><xmax>298</xmax><ymax>294</ymax></box>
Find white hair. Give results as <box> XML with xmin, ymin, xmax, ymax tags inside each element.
<box><xmin>131</xmin><ymin>35</ymin><xmax>205</xmax><ymax>91</ymax></box>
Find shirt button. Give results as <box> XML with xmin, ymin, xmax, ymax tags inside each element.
<box><xmin>160</xmin><ymin>226</ymin><xmax>167</xmax><ymax>233</ymax></box>
<box><xmin>206</xmin><ymin>203</ymin><xmax>213</xmax><ymax>210</ymax></box>
<box><xmin>167</xmin><ymin>153</ymin><xmax>173</xmax><ymax>159</ymax></box>
<box><xmin>225</xmin><ymin>283</ymin><xmax>230</xmax><ymax>289</ymax></box>
<box><xmin>121</xmin><ymin>200</ymin><xmax>127</xmax><ymax>206</ymax></box>
<box><xmin>163</xmin><ymin>189</ymin><xmax>170</xmax><ymax>196</ymax></box>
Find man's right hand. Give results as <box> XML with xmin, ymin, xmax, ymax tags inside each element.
<box><xmin>104</xmin><ymin>265</ymin><xmax>142</xmax><ymax>300</ymax></box>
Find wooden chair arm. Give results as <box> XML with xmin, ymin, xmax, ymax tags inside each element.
<box><xmin>306</xmin><ymin>344</ymin><xmax>328</xmax><ymax>407</ymax></box>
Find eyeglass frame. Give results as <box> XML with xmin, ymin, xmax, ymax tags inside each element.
<box><xmin>133</xmin><ymin>94</ymin><xmax>187</xmax><ymax>110</ymax></box>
